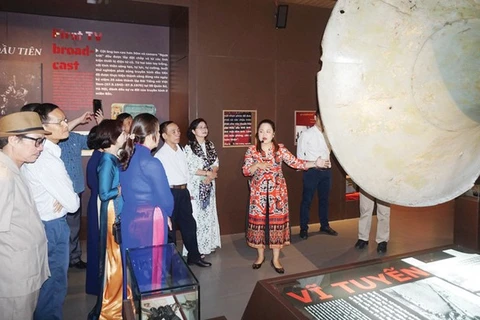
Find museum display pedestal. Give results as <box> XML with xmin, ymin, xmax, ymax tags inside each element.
<box><xmin>243</xmin><ymin>245</ymin><xmax>480</xmax><ymax>319</ymax></box>
<box><xmin>126</xmin><ymin>243</ymin><xmax>200</xmax><ymax>320</ymax></box>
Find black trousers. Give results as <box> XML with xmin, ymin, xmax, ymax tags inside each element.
<box><xmin>168</xmin><ymin>188</ymin><xmax>201</xmax><ymax>261</ymax></box>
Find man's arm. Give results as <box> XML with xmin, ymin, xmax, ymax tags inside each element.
<box><xmin>67</xmin><ymin>109</ymin><xmax>104</xmax><ymax>131</ymax></box>
<box><xmin>68</xmin><ymin>112</ymin><xmax>93</xmax><ymax>131</ymax></box>
<box><xmin>77</xmin><ymin>132</ymin><xmax>89</xmax><ymax>150</ymax></box>
<box><xmin>37</xmin><ymin>162</ymin><xmax>80</xmax><ymax>213</ymax></box>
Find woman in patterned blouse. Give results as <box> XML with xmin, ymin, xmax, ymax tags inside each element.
<box><xmin>242</xmin><ymin>119</ymin><xmax>327</xmax><ymax>273</ymax></box>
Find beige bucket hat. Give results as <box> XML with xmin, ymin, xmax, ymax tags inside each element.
<box><xmin>0</xmin><ymin>112</ymin><xmax>51</xmax><ymax>137</ymax></box>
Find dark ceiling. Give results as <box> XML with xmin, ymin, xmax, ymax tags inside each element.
<box><xmin>0</xmin><ymin>0</ymin><xmax>187</xmax><ymax>27</ymax></box>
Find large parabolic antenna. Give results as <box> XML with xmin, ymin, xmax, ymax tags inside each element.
<box><xmin>318</xmin><ymin>0</ymin><xmax>480</xmax><ymax>206</ymax></box>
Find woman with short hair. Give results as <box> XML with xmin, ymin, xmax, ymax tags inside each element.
<box><xmin>88</xmin><ymin>119</ymin><xmax>127</xmax><ymax>320</ymax></box>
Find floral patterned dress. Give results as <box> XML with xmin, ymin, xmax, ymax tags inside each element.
<box><xmin>242</xmin><ymin>144</ymin><xmax>307</xmax><ymax>249</ymax></box>
<box><xmin>184</xmin><ymin>141</ymin><xmax>221</xmax><ymax>255</ymax></box>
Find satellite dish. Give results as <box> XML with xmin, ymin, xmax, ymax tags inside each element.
<box><xmin>318</xmin><ymin>0</ymin><xmax>480</xmax><ymax>206</ymax></box>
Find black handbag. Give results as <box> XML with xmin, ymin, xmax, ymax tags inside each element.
<box><xmin>112</xmin><ymin>221</ymin><xmax>122</xmax><ymax>244</ymax></box>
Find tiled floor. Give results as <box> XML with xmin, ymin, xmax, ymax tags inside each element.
<box><xmin>65</xmin><ymin>208</ymin><xmax>453</xmax><ymax>319</ymax></box>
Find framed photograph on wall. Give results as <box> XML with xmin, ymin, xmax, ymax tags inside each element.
<box><xmin>294</xmin><ymin>110</ymin><xmax>316</xmax><ymax>145</ymax></box>
<box><xmin>0</xmin><ymin>60</ymin><xmax>42</xmax><ymax>116</ymax></box>
<box><xmin>222</xmin><ymin>110</ymin><xmax>257</xmax><ymax>148</ymax></box>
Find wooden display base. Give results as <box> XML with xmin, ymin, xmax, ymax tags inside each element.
<box><xmin>454</xmin><ymin>196</ymin><xmax>480</xmax><ymax>250</ymax></box>
<box><xmin>242</xmin><ymin>245</ymin><xmax>476</xmax><ymax>320</ymax></box>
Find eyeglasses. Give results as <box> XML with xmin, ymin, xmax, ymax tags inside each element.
<box><xmin>21</xmin><ymin>136</ymin><xmax>46</xmax><ymax>147</ymax></box>
<box><xmin>43</xmin><ymin>118</ymin><xmax>68</xmax><ymax>125</ymax></box>
<box><xmin>196</xmin><ymin>126</ymin><xmax>208</xmax><ymax>130</ymax></box>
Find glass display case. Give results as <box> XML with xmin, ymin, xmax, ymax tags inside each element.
<box><xmin>243</xmin><ymin>246</ymin><xmax>480</xmax><ymax>320</ymax></box>
<box><xmin>126</xmin><ymin>243</ymin><xmax>199</xmax><ymax>320</ymax></box>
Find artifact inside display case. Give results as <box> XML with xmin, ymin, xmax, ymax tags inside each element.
<box><xmin>126</xmin><ymin>243</ymin><xmax>200</xmax><ymax>320</ymax></box>
<box><xmin>271</xmin><ymin>247</ymin><xmax>480</xmax><ymax>319</ymax></box>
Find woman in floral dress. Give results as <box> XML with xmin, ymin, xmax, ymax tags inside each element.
<box><xmin>242</xmin><ymin>119</ymin><xmax>327</xmax><ymax>273</ymax></box>
<box><xmin>184</xmin><ymin>118</ymin><xmax>221</xmax><ymax>256</ymax></box>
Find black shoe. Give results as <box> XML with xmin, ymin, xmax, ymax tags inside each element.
<box><xmin>377</xmin><ymin>242</ymin><xmax>388</xmax><ymax>254</ymax></box>
<box><xmin>320</xmin><ymin>226</ymin><xmax>338</xmax><ymax>236</ymax></box>
<box><xmin>354</xmin><ymin>239</ymin><xmax>369</xmax><ymax>250</ymax></box>
<box><xmin>299</xmin><ymin>229</ymin><xmax>308</xmax><ymax>240</ymax></box>
<box><xmin>270</xmin><ymin>260</ymin><xmax>284</xmax><ymax>274</ymax></box>
<box><xmin>252</xmin><ymin>257</ymin><xmax>265</xmax><ymax>269</ymax></box>
<box><xmin>187</xmin><ymin>258</ymin><xmax>212</xmax><ymax>267</ymax></box>
<box><xmin>69</xmin><ymin>260</ymin><xmax>87</xmax><ymax>269</ymax></box>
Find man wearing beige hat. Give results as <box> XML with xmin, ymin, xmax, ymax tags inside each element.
<box><xmin>0</xmin><ymin>112</ymin><xmax>51</xmax><ymax>320</ymax></box>
<box><xmin>22</xmin><ymin>103</ymin><xmax>80</xmax><ymax>320</ymax></box>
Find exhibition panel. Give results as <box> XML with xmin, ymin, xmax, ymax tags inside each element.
<box><xmin>243</xmin><ymin>246</ymin><xmax>480</xmax><ymax>319</ymax></box>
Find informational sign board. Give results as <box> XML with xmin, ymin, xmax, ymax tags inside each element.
<box><xmin>275</xmin><ymin>248</ymin><xmax>480</xmax><ymax>319</ymax></box>
<box><xmin>222</xmin><ymin>110</ymin><xmax>257</xmax><ymax>148</ymax></box>
<box><xmin>294</xmin><ymin>111</ymin><xmax>316</xmax><ymax>145</ymax></box>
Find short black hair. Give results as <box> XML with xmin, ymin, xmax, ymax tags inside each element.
<box><xmin>95</xmin><ymin>119</ymin><xmax>123</xmax><ymax>149</ymax></box>
<box><xmin>20</xmin><ymin>103</ymin><xmax>41</xmax><ymax>112</ymax></box>
<box><xmin>86</xmin><ymin>125</ymin><xmax>100</xmax><ymax>150</ymax></box>
<box><xmin>33</xmin><ymin>103</ymin><xmax>60</xmax><ymax>122</ymax></box>
<box><xmin>159</xmin><ymin>120</ymin><xmax>174</xmax><ymax>142</ymax></box>
<box><xmin>116</xmin><ymin>113</ymin><xmax>132</xmax><ymax>123</ymax></box>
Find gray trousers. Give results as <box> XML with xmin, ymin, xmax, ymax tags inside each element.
<box><xmin>0</xmin><ymin>289</ymin><xmax>40</xmax><ymax>320</ymax></box>
<box><xmin>358</xmin><ymin>189</ymin><xmax>391</xmax><ymax>243</ymax></box>
<box><xmin>67</xmin><ymin>192</ymin><xmax>82</xmax><ymax>264</ymax></box>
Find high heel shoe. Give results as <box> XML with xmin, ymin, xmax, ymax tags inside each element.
<box><xmin>252</xmin><ymin>257</ymin><xmax>265</xmax><ymax>269</ymax></box>
<box><xmin>270</xmin><ymin>260</ymin><xmax>285</xmax><ymax>274</ymax></box>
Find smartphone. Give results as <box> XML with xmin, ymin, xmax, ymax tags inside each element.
<box><xmin>93</xmin><ymin>99</ymin><xmax>103</xmax><ymax>114</ymax></box>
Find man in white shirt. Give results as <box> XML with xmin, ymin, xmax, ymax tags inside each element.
<box><xmin>355</xmin><ymin>189</ymin><xmax>391</xmax><ymax>254</ymax></box>
<box><xmin>0</xmin><ymin>112</ymin><xmax>50</xmax><ymax>320</ymax></box>
<box><xmin>22</xmin><ymin>103</ymin><xmax>80</xmax><ymax>320</ymax></box>
<box><xmin>297</xmin><ymin>109</ymin><xmax>338</xmax><ymax>239</ymax></box>
<box><xmin>155</xmin><ymin>121</ymin><xmax>211</xmax><ymax>267</ymax></box>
